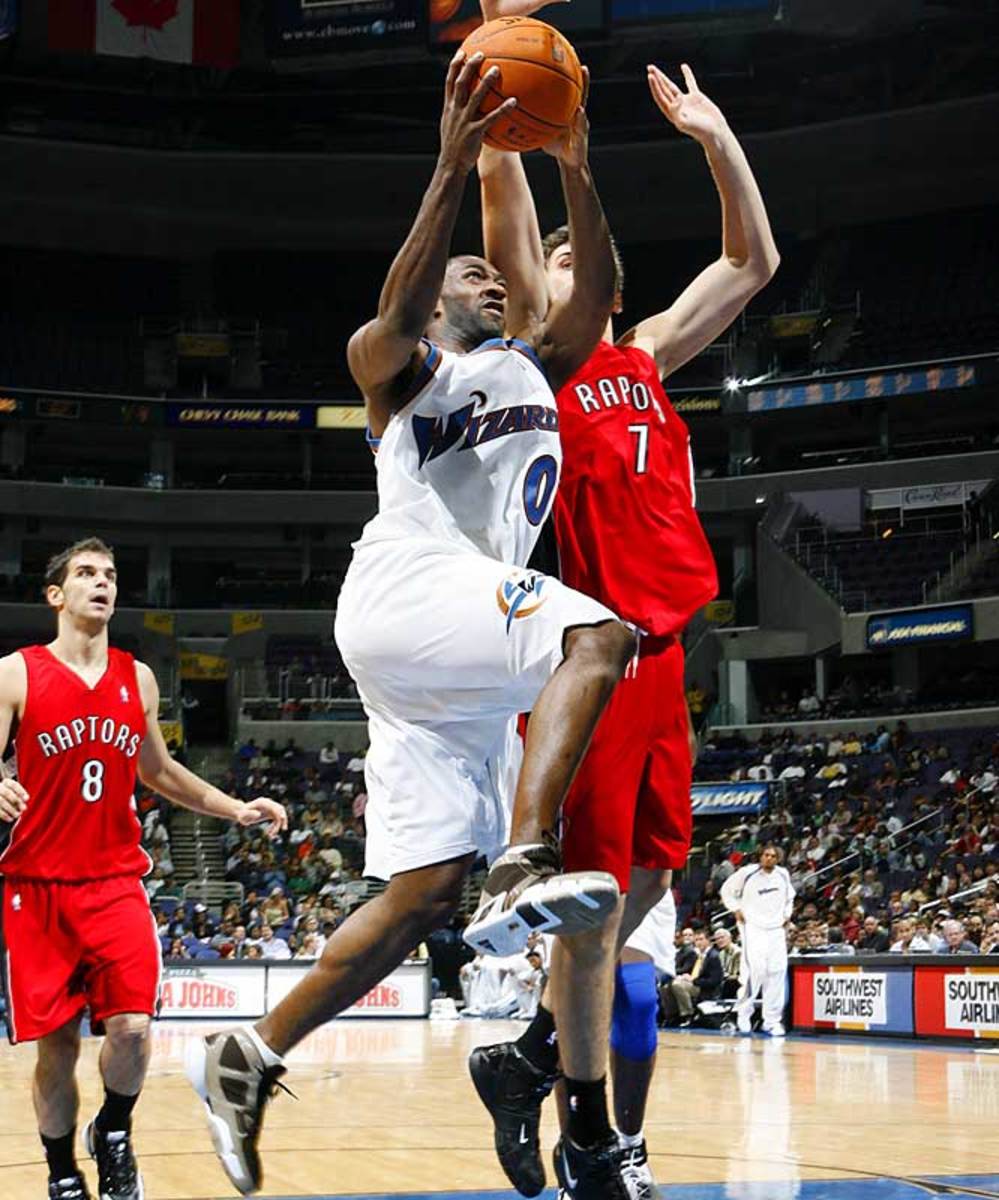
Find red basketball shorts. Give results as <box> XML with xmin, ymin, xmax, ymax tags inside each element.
<box><xmin>561</xmin><ymin>634</ymin><xmax>692</xmax><ymax>892</ymax></box>
<box><xmin>1</xmin><ymin>875</ymin><xmax>161</xmax><ymax>1044</ymax></box>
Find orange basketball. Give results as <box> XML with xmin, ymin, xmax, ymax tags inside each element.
<box><xmin>459</xmin><ymin>17</ymin><xmax>584</xmax><ymax>153</ymax></box>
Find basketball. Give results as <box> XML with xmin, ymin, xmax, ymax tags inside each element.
<box><xmin>459</xmin><ymin>17</ymin><xmax>584</xmax><ymax>152</ymax></box>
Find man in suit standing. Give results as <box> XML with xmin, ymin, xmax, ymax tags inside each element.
<box><xmin>666</xmin><ymin>928</ymin><xmax>723</xmax><ymax>1027</ymax></box>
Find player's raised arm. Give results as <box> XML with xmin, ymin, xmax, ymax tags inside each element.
<box><xmin>347</xmin><ymin>51</ymin><xmax>516</xmax><ymax>436</ymax></box>
<box><xmin>619</xmin><ymin>64</ymin><xmax>780</xmax><ymax>376</ymax></box>
<box><xmin>537</xmin><ymin>93</ymin><xmax>618</xmax><ymax>391</ymax></box>
<box><xmin>476</xmin><ymin>0</ymin><xmax>561</xmax><ymax>335</ymax></box>
<box><xmin>134</xmin><ymin>662</ymin><xmax>288</xmax><ymax>838</ymax></box>
<box><xmin>0</xmin><ymin>653</ymin><xmax>28</xmax><ymax>822</ymax></box>
<box><xmin>479</xmin><ymin>147</ymin><xmax>549</xmax><ymax>338</ymax></box>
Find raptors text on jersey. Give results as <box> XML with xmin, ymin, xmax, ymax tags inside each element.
<box><xmin>554</xmin><ymin>340</ymin><xmax>718</xmax><ymax>636</ymax></box>
<box><xmin>0</xmin><ymin>645</ymin><xmax>149</xmax><ymax>881</ymax></box>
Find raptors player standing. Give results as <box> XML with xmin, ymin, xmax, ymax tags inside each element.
<box><xmin>471</xmin><ymin>41</ymin><xmax>779</xmax><ymax>1200</ymax></box>
<box><xmin>0</xmin><ymin>538</ymin><xmax>286</xmax><ymax>1200</ymax></box>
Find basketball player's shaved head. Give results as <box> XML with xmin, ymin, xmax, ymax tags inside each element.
<box><xmin>429</xmin><ymin>255</ymin><xmax>507</xmax><ymax>350</ymax></box>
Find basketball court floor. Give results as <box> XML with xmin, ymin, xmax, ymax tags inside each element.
<box><xmin>2</xmin><ymin>1018</ymin><xmax>998</xmax><ymax>1199</ymax></box>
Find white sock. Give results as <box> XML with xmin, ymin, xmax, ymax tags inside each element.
<box><xmin>245</xmin><ymin>1024</ymin><xmax>284</xmax><ymax>1068</ymax></box>
<box><xmin>619</xmin><ymin>1129</ymin><xmax>644</xmax><ymax>1149</ymax></box>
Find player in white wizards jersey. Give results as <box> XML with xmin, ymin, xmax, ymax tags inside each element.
<box><xmin>187</xmin><ymin>50</ymin><xmax>635</xmax><ymax>1197</ymax></box>
<box><xmin>721</xmin><ymin>844</ymin><xmax>796</xmax><ymax>1036</ymax></box>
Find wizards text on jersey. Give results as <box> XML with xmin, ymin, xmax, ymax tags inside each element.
<box><xmin>36</xmin><ymin>716</ymin><xmax>142</xmax><ymax>759</ymax></box>
<box><xmin>413</xmin><ymin>397</ymin><xmax>559</xmax><ymax>468</ymax></box>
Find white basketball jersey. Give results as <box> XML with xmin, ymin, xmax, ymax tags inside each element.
<box><xmin>358</xmin><ymin>338</ymin><xmax>561</xmax><ymax>567</ymax></box>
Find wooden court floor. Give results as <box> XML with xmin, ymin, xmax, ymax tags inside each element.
<box><xmin>2</xmin><ymin>1018</ymin><xmax>999</xmax><ymax>1200</ymax></box>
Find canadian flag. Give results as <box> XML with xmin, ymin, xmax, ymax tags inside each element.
<box><xmin>49</xmin><ymin>0</ymin><xmax>239</xmax><ymax>69</ymax></box>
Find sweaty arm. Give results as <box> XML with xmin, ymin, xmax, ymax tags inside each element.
<box><xmin>535</xmin><ymin>111</ymin><xmax>617</xmax><ymax>392</ymax></box>
<box><xmin>479</xmin><ymin>147</ymin><xmax>549</xmax><ymax>339</ymax></box>
<box><xmin>348</xmin><ymin>52</ymin><xmax>515</xmax><ymax>437</ymax></box>
<box><xmin>0</xmin><ymin>653</ymin><xmax>28</xmax><ymax>822</ymax></box>
<box><xmin>135</xmin><ymin>662</ymin><xmax>288</xmax><ymax>836</ymax></box>
<box><xmin>620</xmin><ymin>65</ymin><xmax>780</xmax><ymax>376</ymax></box>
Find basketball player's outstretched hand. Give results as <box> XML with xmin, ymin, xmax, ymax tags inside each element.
<box><xmin>647</xmin><ymin>62</ymin><xmax>728</xmax><ymax>144</ymax></box>
<box><xmin>238</xmin><ymin>797</ymin><xmax>289</xmax><ymax>839</ymax></box>
<box><xmin>0</xmin><ymin>776</ymin><xmax>29</xmax><ymax>822</ymax></box>
<box><xmin>440</xmin><ymin>50</ymin><xmax>517</xmax><ymax>174</ymax></box>
<box><xmin>543</xmin><ymin>66</ymin><xmax>589</xmax><ymax>168</ymax></box>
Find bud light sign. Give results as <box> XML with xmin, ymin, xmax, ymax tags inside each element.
<box><xmin>691</xmin><ymin>781</ymin><xmax>769</xmax><ymax>816</ymax></box>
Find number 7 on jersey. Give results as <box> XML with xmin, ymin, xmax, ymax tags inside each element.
<box><xmin>627</xmin><ymin>424</ymin><xmax>649</xmax><ymax>475</ymax></box>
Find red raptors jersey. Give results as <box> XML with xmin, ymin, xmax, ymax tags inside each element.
<box><xmin>554</xmin><ymin>340</ymin><xmax>718</xmax><ymax>636</ymax></box>
<box><xmin>0</xmin><ymin>645</ymin><xmax>149</xmax><ymax>881</ymax></box>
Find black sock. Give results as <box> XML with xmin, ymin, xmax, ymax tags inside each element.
<box><xmin>565</xmin><ymin>1075</ymin><xmax>613</xmax><ymax>1149</ymax></box>
<box><xmin>516</xmin><ymin>1004</ymin><xmax>559</xmax><ymax>1075</ymax></box>
<box><xmin>41</xmin><ymin>1130</ymin><xmax>77</xmax><ymax>1180</ymax></box>
<box><xmin>96</xmin><ymin>1088</ymin><xmax>139</xmax><ymax>1135</ymax></box>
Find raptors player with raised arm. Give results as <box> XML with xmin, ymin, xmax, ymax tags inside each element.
<box><xmin>0</xmin><ymin>537</ymin><xmax>287</xmax><ymax>1200</ymax></box>
<box><xmin>469</xmin><ymin>21</ymin><xmax>780</xmax><ymax>1200</ymax></box>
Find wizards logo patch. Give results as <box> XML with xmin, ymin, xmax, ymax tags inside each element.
<box><xmin>496</xmin><ymin>571</ymin><xmax>548</xmax><ymax>633</ymax></box>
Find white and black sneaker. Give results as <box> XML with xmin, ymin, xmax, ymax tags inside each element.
<box><xmin>469</xmin><ymin>1040</ymin><xmax>558</xmax><ymax>1196</ymax></box>
<box><xmin>48</xmin><ymin>1176</ymin><xmax>92</xmax><ymax>1200</ymax></box>
<box><xmin>82</xmin><ymin>1121</ymin><xmax>143</xmax><ymax>1200</ymax></box>
<box><xmin>185</xmin><ymin>1028</ymin><xmax>291</xmax><ymax>1195</ymax></box>
<box><xmin>465</xmin><ymin>839</ymin><xmax>619</xmax><ymax>957</ymax></box>
<box><xmin>553</xmin><ymin>1134</ymin><xmax>630</xmax><ymax>1200</ymax></box>
<box><xmin>617</xmin><ymin>1138</ymin><xmax>658</xmax><ymax>1200</ymax></box>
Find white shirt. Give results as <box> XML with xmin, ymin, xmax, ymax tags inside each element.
<box><xmin>259</xmin><ymin>937</ymin><xmax>291</xmax><ymax>960</ymax></box>
<box><xmin>359</xmin><ymin>339</ymin><xmax>560</xmax><ymax>567</ymax></box>
<box><xmin>721</xmin><ymin>863</ymin><xmax>796</xmax><ymax>930</ymax></box>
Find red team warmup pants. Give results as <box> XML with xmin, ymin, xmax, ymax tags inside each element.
<box><xmin>1</xmin><ymin>875</ymin><xmax>160</xmax><ymax>1044</ymax></box>
<box><xmin>561</xmin><ymin>634</ymin><xmax>692</xmax><ymax>891</ymax></box>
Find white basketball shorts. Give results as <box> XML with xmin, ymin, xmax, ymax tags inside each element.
<box><xmin>625</xmin><ymin>890</ymin><xmax>677</xmax><ymax>977</ymax></box>
<box><xmin>334</xmin><ymin>537</ymin><xmax>618</xmax><ymax>879</ymax></box>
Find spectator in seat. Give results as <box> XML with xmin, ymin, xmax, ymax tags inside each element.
<box><xmin>675</xmin><ymin>927</ymin><xmax>697</xmax><ymax>976</ymax></box>
<box><xmin>979</xmin><ymin>921</ymin><xmax>999</xmax><ymax>954</ymax></box>
<box><xmin>941</xmin><ymin>919</ymin><xmax>978</xmax><ymax>954</ymax></box>
<box><xmin>712</xmin><ymin>926</ymin><xmax>742</xmax><ymax>997</ymax></box>
<box><xmin>890</xmin><ymin>918</ymin><xmax>930</xmax><ymax>953</ymax></box>
<box><xmin>797</xmin><ymin>688</ymin><xmax>821</xmax><ymax>716</ymax></box>
<box><xmin>257</xmin><ymin>923</ymin><xmax>291</xmax><ymax>960</ymax></box>
<box><xmin>262</xmin><ymin>885</ymin><xmax>290</xmax><ymax>927</ymax></box>
<box><xmin>167</xmin><ymin>937</ymin><xmax>190</xmax><ymax>959</ymax></box>
<box><xmin>686</xmin><ymin>681</ymin><xmax>707</xmax><ymax>732</ymax></box>
<box><xmin>826</xmin><ymin>926</ymin><xmax>854</xmax><ymax>956</ymax></box>
<box><xmin>856</xmin><ymin>915</ymin><xmax>891</xmax><ymax>953</ymax></box>
<box><xmin>210</xmin><ymin>919</ymin><xmax>237</xmax><ymax>953</ymax></box>
<box><xmin>295</xmin><ymin>933</ymin><xmax>322</xmax><ymax>959</ymax></box>
<box><xmin>803</xmin><ymin>925</ymin><xmax>829</xmax><ymax>955</ymax></box>
<box><xmin>665</xmin><ymin>929</ymin><xmax>722</xmax><ymax>1027</ymax></box>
